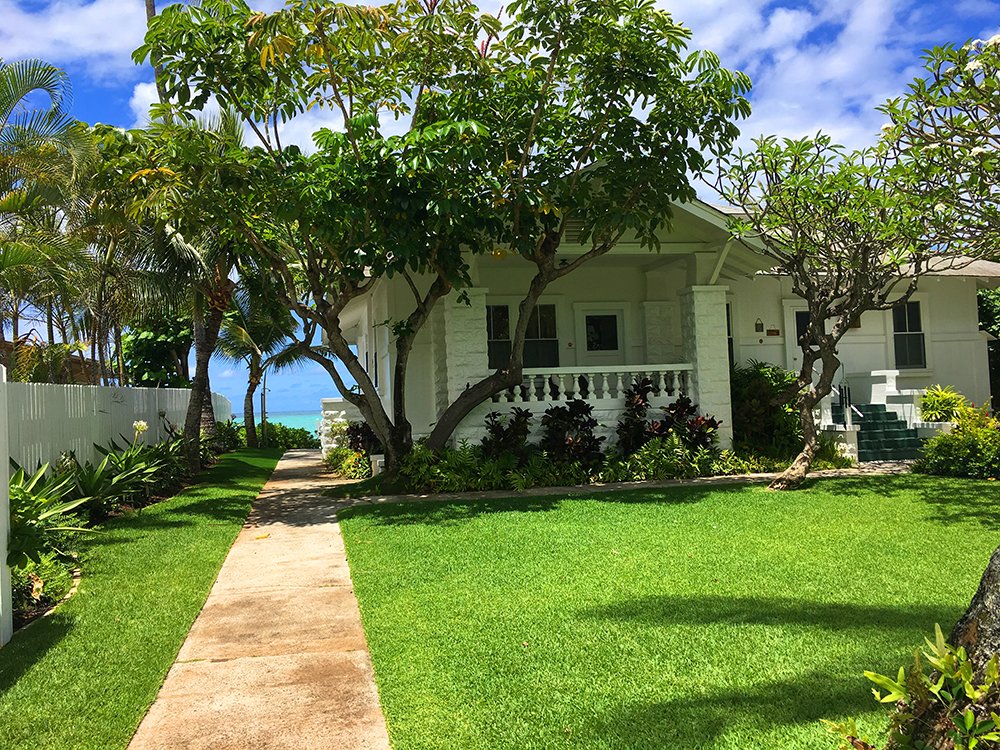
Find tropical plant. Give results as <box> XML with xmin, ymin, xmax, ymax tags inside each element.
<box><xmin>914</xmin><ymin>406</ymin><xmax>1000</xmax><ymax>479</ymax></box>
<box><xmin>8</xmin><ymin>463</ymin><xmax>90</xmax><ymax>568</ymax></box>
<box><xmin>616</xmin><ymin>378</ymin><xmax>655</xmax><ymax>456</ymax></box>
<box><xmin>481</xmin><ymin>407</ymin><xmax>533</xmax><ymax>461</ymax></box>
<box><xmin>920</xmin><ymin>384</ymin><xmax>968</xmax><ymax>422</ymax></box>
<box><xmin>730</xmin><ymin>360</ymin><xmax>800</xmax><ymax>456</ymax></box>
<box><xmin>540</xmin><ymin>400</ymin><xmax>605</xmax><ymax>469</ymax></box>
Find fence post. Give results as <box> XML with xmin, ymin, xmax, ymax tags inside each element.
<box><xmin>0</xmin><ymin>366</ymin><xmax>12</xmax><ymax>645</ymax></box>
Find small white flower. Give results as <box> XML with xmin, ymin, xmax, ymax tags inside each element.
<box><xmin>987</xmin><ymin>34</ymin><xmax>1000</xmax><ymax>47</ymax></box>
<box><xmin>966</xmin><ymin>59</ymin><xmax>984</xmax><ymax>72</ymax></box>
<box><xmin>133</xmin><ymin>420</ymin><xmax>149</xmax><ymax>434</ymax></box>
<box><xmin>935</xmin><ymin>203</ymin><xmax>948</xmax><ymax>214</ymax></box>
<box><xmin>971</xmin><ymin>146</ymin><xmax>989</xmax><ymax>156</ymax></box>
<box><xmin>881</xmin><ymin>123</ymin><xmax>895</xmax><ymax>134</ymax></box>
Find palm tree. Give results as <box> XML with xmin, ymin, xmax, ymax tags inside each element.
<box><xmin>1</xmin><ymin>58</ymin><xmax>94</xmax><ymax>370</ymax></box>
<box><xmin>217</xmin><ymin>273</ymin><xmax>300</xmax><ymax>448</ymax></box>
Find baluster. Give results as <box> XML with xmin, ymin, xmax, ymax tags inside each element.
<box><xmin>664</xmin><ymin>370</ymin><xmax>675</xmax><ymax>397</ymax></box>
<box><xmin>596</xmin><ymin>372</ymin><xmax>609</xmax><ymax>400</ymax></box>
<box><xmin>534</xmin><ymin>375</ymin><xmax>546</xmax><ymax>402</ymax></box>
<box><xmin>651</xmin><ymin>371</ymin><xmax>663</xmax><ymax>397</ymax></box>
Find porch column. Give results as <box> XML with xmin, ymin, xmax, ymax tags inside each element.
<box><xmin>442</xmin><ymin>288</ymin><xmax>489</xmax><ymax>405</ymax></box>
<box><xmin>680</xmin><ymin>286</ymin><xmax>733</xmax><ymax>448</ymax></box>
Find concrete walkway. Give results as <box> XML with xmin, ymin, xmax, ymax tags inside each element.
<box><xmin>129</xmin><ymin>450</ymin><xmax>390</xmax><ymax>750</ymax></box>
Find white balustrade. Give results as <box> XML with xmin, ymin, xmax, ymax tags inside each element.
<box><xmin>490</xmin><ymin>364</ymin><xmax>694</xmax><ymax>405</ymax></box>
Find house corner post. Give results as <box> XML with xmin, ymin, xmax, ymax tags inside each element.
<box><xmin>680</xmin><ymin>286</ymin><xmax>733</xmax><ymax>449</ymax></box>
<box><xmin>0</xmin><ymin>366</ymin><xmax>12</xmax><ymax>645</ymax></box>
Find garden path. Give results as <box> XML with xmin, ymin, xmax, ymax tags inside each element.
<box><xmin>128</xmin><ymin>449</ymin><xmax>390</xmax><ymax>750</ymax></box>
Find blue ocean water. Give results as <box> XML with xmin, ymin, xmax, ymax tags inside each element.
<box><xmin>235</xmin><ymin>411</ymin><xmax>322</xmax><ymax>433</ymax></box>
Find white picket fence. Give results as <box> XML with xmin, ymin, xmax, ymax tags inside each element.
<box><xmin>0</xmin><ymin>369</ymin><xmax>232</xmax><ymax>646</ymax></box>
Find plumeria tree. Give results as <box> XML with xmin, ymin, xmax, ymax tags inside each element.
<box><xmin>719</xmin><ymin>135</ymin><xmax>943</xmax><ymax>489</ymax></box>
<box><xmin>881</xmin><ymin>36</ymin><xmax>1000</xmax><ymax>260</ymax></box>
<box><xmin>134</xmin><ymin>0</ymin><xmax>750</xmax><ymax>471</ymax></box>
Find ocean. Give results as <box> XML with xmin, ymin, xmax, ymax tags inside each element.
<box><xmin>234</xmin><ymin>411</ymin><xmax>322</xmax><ymax>434</ymax></box>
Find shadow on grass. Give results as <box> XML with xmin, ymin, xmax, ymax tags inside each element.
<box><xmin>336</xmin><ymin>484</ymin><xmax>745</xmax><ymax>527</ymax></box>
<box><xmin>0</xmin><ymin>615</ymin><xmax>73</xmax><ymax>695</ymax></box>
<box><xmin>576</xmin><ymin>668</ymin><xmax>875</xmax><ymax>749</ymax></box>
<box><xmin>808</xmin><ymin>475</ymin><xmax>1000</xmax><ymax>530</ymax></box>
<box><xmin>581</xmin><ymin>592</ymin><xmax>956</xmax><ymax>633</ymax></box>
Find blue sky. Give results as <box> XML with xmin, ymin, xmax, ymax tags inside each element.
<box><xmin>4</xmin><ymin>0</ymin><xmax>998</xmax><ymax>415</ymax></box>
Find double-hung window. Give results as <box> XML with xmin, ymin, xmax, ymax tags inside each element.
<box><xmin>893</xmin><ymin>301</ymin><xmax>926</xmax><ymax>369</ymax></box>
<box><xmin>486</xmin><ymin>303</ymin><xmax>559</xmax><ymax>370</ymax></box>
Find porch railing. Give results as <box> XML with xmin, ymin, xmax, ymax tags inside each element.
<box><xmin>490</xmin><ymin>364</ymin><xmax>694</xmax><ymax>404</ymax></box>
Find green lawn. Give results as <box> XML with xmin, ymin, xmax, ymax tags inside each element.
<box><xmin>340</xmin><ymin>475</ymin><xmax>1000</xmax><ymax>750</ymax></box>
<box><xmin>0</xmin><ymin>449</ymin><xmax>281</xmax><ymax>750</ymax></box>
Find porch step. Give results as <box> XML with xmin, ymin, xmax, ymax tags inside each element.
<box><xmin>850</xmin><ymin>403</ymin><xmax>924</xmax><ymax>462</ymax></box>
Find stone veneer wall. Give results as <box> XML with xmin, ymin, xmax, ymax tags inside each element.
<box><xmin>680</xmin><ymin>285</ymin><xmax>734</xmax><ymax>448</ymax></box>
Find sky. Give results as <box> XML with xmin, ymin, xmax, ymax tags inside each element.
<box><xmin>4</xmin><ymin>0</ymin><xmax>998</xmax><ymax>415</ymax></box>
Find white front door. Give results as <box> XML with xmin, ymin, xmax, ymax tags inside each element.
<box><xmin>575</xmin><ymin>308</ymin><xmax>626</xmax><ymax>367</ymax></box>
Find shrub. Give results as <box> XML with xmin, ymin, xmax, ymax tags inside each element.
<box><xmin>648</xmin><ymin>395</ymin><xmax>722</xmax><ymax>451</ymax></box>
<box><xmin>321</xmin><ymin>417</ymin><xmax>349</xmax><ymax>448</ymax></box>
<box><xmin>914</xmin><ymin>406</ymin><xmax>1000</xmax><ymax>479</ymax></box>
<box><xmin>616</xmin><ymin>378</ymin><xmax>654</xmax><ymax>456</ymax></box>
<box><xmin>540</xmin><ymin>400</ymin><xmax>605</xmax><ymax>468</ymax></box>
<box><xmin>11</xmin><ymin>552</ymin><xmax>75</xmax><ymax>627</ymax></box>
<box><xmin>600</xmin><ymin>434</ymin><xmax>716</xmax><ymax>483</ymax></box>
<box><xmin>710</xmin><ymin>451</ymin><xmax>785</xmax><ymax>475</ymax></box>
<box><xmin>919</xmin><ymin>384</ymin><xmax>968</xmax><ymax>422</ymax></box>
<box><xmin>259</xmin><ymin>421</ymin><xmax>321</xmax><ymax>450</ymax></box>
<box><xmin>481</xmin><ymin>407</ymin><xmax>533</xmax><ymax>461</ymax></box>
<box><xmin>324</xmin><ymin>446</ymin><xmax>372</xmax><ymax>480</ymax></box>
<box><xmin>730</xmin><ymin>360</ymin><xmax>800</xmax><ymax>457</ymax></box>
<box><xmin>339</xmin><ymin>451</ymin><xmax>373</xmax><ymax>480</ymax></box>
<box><xmin>346</xmin><ymin>421</ymin><xmax>382</xmax><ymax>454</ymax></box>
<box><xmin>214</xmin><ymin>420</ymin><xmax>245</xmax><ymax>451</ymax></box>
<box><xmin>8</xmin><ymin>464</ymin><xmax>89</xmax><ymax>568</ymax></box>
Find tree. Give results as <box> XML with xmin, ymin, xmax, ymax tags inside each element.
<box><xmin>217</xmin><ymin>273</ymin><xmax>299</xmax><ymax>448</ymax></box>
<box><xmin>120</xmin><ymin>315</ymin><xmax>192</xmax><ymax>387</ymax></box>
<box><xmin>718</xmin><ymin>135</ymin><xmax>942</xmax><ymax>489</ymax></box>
<box><xmin>881</xmin><ymin>37</ymin><xmax>1000</xmax><ymax>261</ymax></box>
<box><xmin>135</xmin><ymin>0</ymin><xmax>750</xmax><ymax>472</ymax></box>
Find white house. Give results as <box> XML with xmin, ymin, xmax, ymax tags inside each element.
<box><xmin>322</xmin><ymin>200</ymin><xmax>999</xmax><ymax>462</ymax></box>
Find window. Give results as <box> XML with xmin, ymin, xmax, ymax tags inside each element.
<box><xmin>893</xmin><ymin>300</ymin><xmax>926</xmax><ymax>369</ymax></box>
<box><xmin>486</xmin><ymin>304</ymin><xmax>559</xmax><ymax>369</ymax></box>
<box><xmin>585</xmin><ymin>314</ymin><xmax>619</xmax><ymax>352</ymax></box>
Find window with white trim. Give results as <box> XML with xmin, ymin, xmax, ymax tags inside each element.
<box><xmin>893</xmin><ymin>300</ymin><xmax>926</xmax><ymax>369</ymax></box>
<box><xmin>486</xmin><ymin>304</ymin><xmax>559</xmax><ymax>369</ymax></box>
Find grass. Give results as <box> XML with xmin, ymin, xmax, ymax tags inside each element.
<box><xmin>339</xmin><ymin>474</ymin><xmax>1000</xmax><ymax>750</ymax></box>
<box><xmin>0</xmin><ymin>448</ymin><xmax>281</xmax><ymax>750</ymax></box>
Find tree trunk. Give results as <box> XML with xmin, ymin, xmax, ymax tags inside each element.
<box><xmin>769</xmin><ymin>395</ymin><xmax>821</xmax><ymax>490</ymax></box>
<box><xmin>769</xmin><ymin>345</ymin><xmax>840</xmax><ymax>490</ymax></box>
<box><xmin>183</xmin><ymin>307</ymin><xmax>223</xmax><ymax>473</ymax></box>
<box><xmin>244</xmin><ymin>381</ymin><xmax>259</xmax><ymax>448</ymax></box>
<box><xmin>888</xmin><ymin>546</ymin><xmax>1000</xmax><ymax>750</ymax></box>
<box><xmin>144</xmin><ymin>0</ymin><xmax>170</xmax><ymax>106</ymax></box>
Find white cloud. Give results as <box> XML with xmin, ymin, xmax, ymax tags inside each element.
<box><xmin>128</xmin><ymin>81</ymin><xmax>159</xmax><ymax>126</ymax></box>
<box><xmin>1</xmin><ymin>0</ymin><xmax>148</xmax><ymax>81</ymax></box>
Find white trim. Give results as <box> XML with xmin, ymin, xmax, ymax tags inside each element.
<box><xmin>572</xmin><ymin>302</ymin><xmax>630</xmax><ymax>367</ymax></box>
<box><xmin>886</xmin><ymin>292</ymin><xmax>932</xmax><ymax>372</ymax></box>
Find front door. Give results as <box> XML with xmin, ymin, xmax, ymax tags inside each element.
<box><xmin>576</xmin><ymin>309</ymin><xmax>626</xmax><ymax>367</ymax></box>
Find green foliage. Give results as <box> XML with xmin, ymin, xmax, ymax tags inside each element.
<box><xmin>648</xmin><ymin>395</ymin><xmax>722</xmax><ymax>451</ymax></box>
<box><xmin>325</xmin><ymin>447</ymin><xmax>372</xmax><ymax>480</ymax></box>
<box><xmin>920</xmin><ymin>385</ymin><xmax>969</xmax><ymax>423</ymax></box>
<box><xmin>213</xmin><ymin>420</ymin><xmax>245</xmax><ymax>452</ymax></box>
<box><xmin>826</xmin><ymin>625</ymin><xmax>1000</xmax><ymax>750</ymax></box>
<box><xmin>7</xmin><ymin>464</ymin><xmax>89</xmax><ymax>568</ymax></box>
<box><xmin>914</xmin><ymin>407</ymin><xmax>1000</xmax><ymax>480</ymax></box>
<box><xmin>120</xmin><ymin>316</ymin><xmax>192</xmax><ymax>387</ymax></box>
<box><xmin>599</xmin><ymin>434</ymin><xmax>716</xmax><ymax>482</ymax></box>
<box><xmin>730</xmin><ymin>360</ymin><xmax>801</xmax><ymax>456</ymax></box>
<box><xmin>10</xmin><ymin>553</ymin><xmax>75</xmax><ymax>627</ymax></box>
<box><xmin>982</xmin><ymin>290</ymin><xmax>1000</xmax><ymax>340</ymax></box>
<box><xmin>259</xmin><ymin>421</ymin><xmax>320</xmax><ymax>450</ymax></box>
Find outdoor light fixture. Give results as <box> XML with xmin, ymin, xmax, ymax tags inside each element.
<box><xmin>754</xmin><ymin>318</ymin><xmax>764</xmax><ymax>333</ymax></box>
